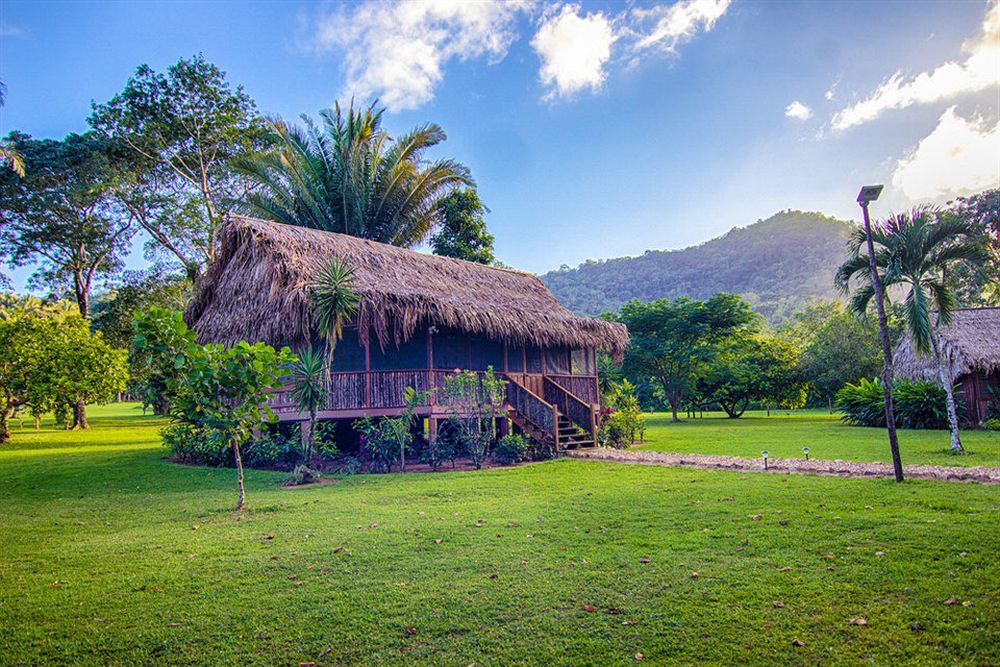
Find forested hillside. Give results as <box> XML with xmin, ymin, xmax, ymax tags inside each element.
<box><xmin>541</xmin><ymin>210</ymin><xmax>854</xmax><ymax>322</ymax></box>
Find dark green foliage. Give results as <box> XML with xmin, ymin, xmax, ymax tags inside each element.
<box><xmin>541</xmin><ymin>211</ymin><xmax>854</xmax><ymax>322</ymax></box>
<box><xmin>836</xmin><ymin>378</ymin><xmax>963</xmax><ymax>429</ymax></box>
<box><xmin>0</xmin><ymin>131</ymin><xmax>134</xmax><ymax>315</ymax></box>
<box><xmin>615</xmin><ymin>293</ymin><xmax>757</xmax><ymax>421</ymax></box>
<box><xmin>90</xmin><ymin>55</ymin><xmax>268</xmax><ymax>279</ymax></box>
<box><xmin>234</xmin><ymin>101</ymin><xmax>472</xmax><ymax>247</ymax></box>
<box><xmin>417</xmin><ymin>424</ymin><xmax>459</xmax><ymax>471</ymax></box>
<box><xmin>91</xmin><ymin>269</ymin><xmax>191</xmax><ymax>349</ymax></box>
<box><xmin>940</xmin><ymin>188</ymin><xmax>999</xmax><ymax>306</ymax></box>
<box><xmin>492</xmin><ymin>433</ymin><xmax>528</xmax><ymax>465</ymax></box>
<box><xmin>430</xmin><ymin>188</ymin><xmax>496</xmax><ymax>264</ymax></box>
<box><xmin>354</xmin><ymin>416</ymin><xmax>404</xmax><ymax>474</ymax></box>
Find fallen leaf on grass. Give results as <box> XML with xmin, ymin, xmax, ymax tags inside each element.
<box><xmin>622</xmin><ymin>620</ymin><xmax>639</xmax><ymax>626</ymax></box>
<box><xmin>772</xmin><ymin>601</ymin><xmax>785</xmax><ymax>608</ymax></box>
<box><xmin>943</xmin><ymin>598</ymin><xmax>957</xmax><ymax>605</ymax></box>
<box><xmin>606</xmin><ymin>608</ymin><xmax>624</xmax><ymax>615</ymax></box>
<box><xmin>167</xmin><ymin>622</ymin><xmax>183</xmax><ymax>627</ymax></box>
<box><xmin>778</xmin><ymin>520</ymin><xmax>788</xmax><ymax>526</ymax></box>
<box><xmin>638</xmin><ymin>557</ymin><xmax>651</xmax><ymax>563</ymax></box>
<box><xmin>791</xmin><ymin>639</ymin><xmax>805</xmax><ymax>647</ymax></box>
<box><xmin>962</xmin><ymin>601</ymin><xmax>973</xmax><ymax>607</ymax></box>
<box><xmin>634</xmin><ymin>652</ymin><xmax>644</xmax><ymax>661</ymax></box>
<box><xmin>690</xmin><ymin>572</ymin><xmax>699</xmax><ymax>578</ymax></box>
<box><xmin>332</xmin><ymin>546</ymin><xmax>343</xmax><ymax>553</ymax></box>
<box><xmin>405</xmin><ymin>626</ymin><xmax>418</xmax><ymax>635</ymax></box>
<box><xmin>191</xmin><ymin>525</ymin><xmax>199</xmax><ymax>530</ymax></box>
<box><xmin>848</xmin><ymin>617</ymin><xmax>867</xmax><ymax>626</ymax></box>
<box><xmin>299</xmin><ymin>663</ymin><xmax>316</xmax><ymax>667</ymax></box>
<box><xmin>822</xmin><ymin>554</ymin><xmax>836</xmax><ymax>560</ymax></box>
<box><xmin>433</xmin><ymin>539</ymin><xmax>443</xmax><ymax>544</ymax></box>
<box><xmin>269</xmin><ymin>555</ymin><xmax>280</xmax><ymax>561</ymax></box>
<box><xmin>581</xmin><ymin>605</ymin><xmax>597</xmax><ymax>613</ymax></box>
<box><xmin>399</xmin><ymin>646</ymin><xmax>413</xmax><ymax>653</ymax></box>
<box><xmin>875</xmin><ymin>551</ymin><xmax>885</xmax><ymax>557</ymax></box>
<box><xmin>777</xmin><ymin>566</ymin><xmax>792</xmax><ymax>572</ymax></box>
<box><xmin>262</xmin><ymin>534</ymin><xmax>274</xmax><ymax>540</ymax></box>
<box><xmin>749</xmin><ymin>515</ymin><xmax>762</xmax><ymax>521</ymax></box>
<box><xmin>488</xmin><ymin>573</ymin><xmax>498</xmax><ymax>580</ymax></box>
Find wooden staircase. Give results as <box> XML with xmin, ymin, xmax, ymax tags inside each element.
<box><xmin>505</xmin><ymin>374</ymin><xmax>597</xmax><ymax>450</ymax></box>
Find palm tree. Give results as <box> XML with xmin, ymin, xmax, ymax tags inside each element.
<box><xmin>234</xmin><ymin>101</ymin><xmax>472</xmax><ymax>247</ymax></box>
<box><xmin>836</xmin><ymin>207</ymin><xmax>989</xmax><ymax>453</ymax></box>
<box><xmin>288</xmin><ymin>346</ymin><xmax>327</xmax><ymax>464</ymax></box>
<box><xmin>0</xmin><ymin>81</ymin><xmax>24</xmax><ymax>177</ymax></box>
<box><xmin>310</xmin><ymin>258</ymin><xmax>361</xmax><ymax>372</ymax></box>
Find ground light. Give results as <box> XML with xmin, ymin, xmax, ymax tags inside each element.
<box><xmin>857</xmin><ymin>184</ymin><xmax>904</xmax><ymax>483</ymax></box>
<box><xmin>761</xmin><ymin>450</ymin><xmax>769</xmax><ymax>470</ymax></box>
<box><xmin>803</xmin><ymin>446</ymin><xmax>810</xmax><ymax>461</ymax></box>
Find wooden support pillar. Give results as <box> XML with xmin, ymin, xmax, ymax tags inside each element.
<box><xmin>428</xmin><ymin>417</ymin><xmax>438</xmax><ymax>443</ymax></box>
<box><xmin>364</xmin><ymin>341</ymin><xmax>371</xmax><ymax>408</ymax></box>
<box><xmin>427</xmin><ymin>328</ymin><xmax>435</xmax><ymax>406</ymax></box>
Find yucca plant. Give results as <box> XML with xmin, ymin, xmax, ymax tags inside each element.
<box><xmin>287</xmin><ymin>346</ymin><xmax>327</xmax><ymax>463</ymax></box>
<box><xmin>310</xmin><ymin>258</ymin><xmax>361</xmax><ymax>375</ymax></box>
<box><xmin>234</xmin><ymin>101</ymin><xmax>473</xmax><ymax>247</ymax></box>
<box><xmin>836</xmin><ymin>207</ymin><xmax>989</xmax><ymax>452</ymax></box>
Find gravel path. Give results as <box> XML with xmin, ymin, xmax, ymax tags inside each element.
<box><xmin>566</xmin><ymin>448</ymin><xmax>1000</xmax><ymax>483</ymax></box>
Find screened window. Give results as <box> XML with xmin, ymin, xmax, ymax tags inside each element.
<box><xmin>544</xmin><ymin>346</ymin><xmax>571</xmax><ymax>374</ymax></box>
<box><xmin>525</xmin><ymin>345</ymin><xmax>543</xmax><ymax>373</ymax></box>
<box><xmin>433</xmin><ymin>329</ymin><xmax>468</xmax><ymax>369</ymax></box>
<box><xmin>370</xmin><ymin>332</ymin><xmax>427</xmax><ymax>370</ymax></box>
<box><xmin>331</xmin><ymin>328</ymin><xmax>366</xmax><ymax>372</ymax></box>
<box><xmin>470</xmin><ymin>337</ymin><xmax>504</xmax><ymax>371</ymax></box>
<box><xmin>507</xmin><ymin>343</ymin><xmax>524</xmax><ymax>372</ymax></box>
<box><xmin>571</xmin><ymin>348</ymin><xmax>595</xmax><ymax>375</ymax></box>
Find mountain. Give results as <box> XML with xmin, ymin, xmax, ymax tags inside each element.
<box><xmin>540</xmin><ymin>210</ymin><xmax>854</xmax><ymax>323</ymax></box>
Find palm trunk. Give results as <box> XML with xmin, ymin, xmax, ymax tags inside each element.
<box><xmin>234</xmin><ymin>440</ymin><xmax>246</xmax><ymax>511</ymax></box>
<box><xmin>931</xmin><ymin>334</ymin><xmax>963</xmax><ymax>453</ymax></box>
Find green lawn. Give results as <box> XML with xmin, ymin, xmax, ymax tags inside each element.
<box><xmin>1</xmin><ymin>404</ymin><xmax>998</xmax><ymax>665</ymax></box>
<box><xmin>639</xmin><ymin>409</ymin><xmax>1000</xmax><ymax>468</ymax></box>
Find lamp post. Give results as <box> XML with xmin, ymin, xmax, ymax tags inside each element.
<box><xmin>761</xmin><ymin>450</ymin><xmax>769</xmax><ymax>470</ymax></box>
<box><xmin>857</xmin><ymin>185</ymin><xmax>904</xmax><ymax>483</ymax></box>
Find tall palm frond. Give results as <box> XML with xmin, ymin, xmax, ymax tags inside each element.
<box><xmin>232</xmin><ymin>100</ymin><xmax>472</xmax><ymax>246</ymax></box>
<box><xmin>310</xmin><ymin>258</ymin><xmax>360</xmax><ymax>366</ymax></box>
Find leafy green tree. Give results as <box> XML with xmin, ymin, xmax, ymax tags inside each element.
<box><xmin>92</xmin><ymin>269</ymin><xmax>192</xmax><ymax>349</ymax></box>
<box><xmin>133</xmin><ymin>307</ymin><xmax>293</xmax><ymax>509</ymax></box>
<box><xmin>615</xmin><ymin>294</ymin><xmax>756</xmax><ymax>422</ymax></box>
<box><xmin>779</xmin><ymin>302</ymin><xmax>889</xmax><ymax>409</ymax></box>
<box><xmin>836</xmin><ymin>207</ymin><xmax>989</xmax><ymax>453</ymax></box>
<box><xmin>47</xmin><ymin>318</ymin><xmax>128</xmax><ymax>429</ymax></box>
<box><xmin>0</xmin><ymin>132</ymin><xmax>134</xmax><ymax>316</ymax></box>
<box><xmin>288</xmin><ymin>346</ymin><xmax>326</xmax><ymax>463</ymax></box>
<box><xmin>431</xmin><ymin>189</ymin><xmax>495</xmax><ymax>264</ymax></box>
<box><xmin>439</xmin><ymin>367</ymin><xmax>506</xmax><ymax>469</ymax></box>
<box><xmin>940</xmin><ymin>189</ymin><xmax>999</xmax><ymax>306</ymax></box>
<box><xmin>234</xmin><ymin>101</ymin><xmax>472</xmax><ymax>247</ymax></box>
<box><xmin>90</xmin><ymin>55</ymin><xmax>268</xmax><ymax>279</ymax></box>
<box><xmin>696</xmin><ymin>333</ymin><xmax>806</xmax><ymax>418</ymax></box>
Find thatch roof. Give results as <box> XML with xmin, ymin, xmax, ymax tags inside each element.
<box><xmin>185</xmin><ymin>216</ymin><xmax>629</xmax><ymax>356</ymax></box>
<box><xmin>894</xmin><ymin>307</ymin><xmax>1000</xmax><ymax>382</ymax></box>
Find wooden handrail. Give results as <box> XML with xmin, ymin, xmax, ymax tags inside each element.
<box><xmin>543</xmin><ymin>377</ymin><xmax>596</xmax><ymax>437</ymax></box>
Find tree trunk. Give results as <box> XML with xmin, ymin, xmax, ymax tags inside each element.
<box><xmin>72</xmin><ymin>399</ymin><xmax>88</xmax><ymax>430</ymax></box>
<box><xmin>234</xmin><ymin>441</ymin><xmax>246</xmax><ymax>511</ymax></box>
<box><xmin>861</xmin><ymin>203</ymin><xmax>903</xmax><ymax>482</ymax></box>
<box><xmin>670</xmin><ymin>400</ymin><xmax>680</xmax><ymax>423</ymax></box>
<box><xmin>931</xmin><ymin>334</ymin><xmax>964</xmax><ymax>453</ymax></box>
<box><xmin>0</xmin><ymin>406</ymin><xmax>10</xmax><ymax>443</ymax></box>
<box><xmin>828</xmin><ymin>396</ymin><xmax>833</xmax><ymax>414</ymax></box>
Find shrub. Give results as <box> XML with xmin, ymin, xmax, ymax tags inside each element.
<box><xmin>314</xmin><ymin>421</ymin><xmax>339</xmax><ymax>460</ymax></box>
<box><xmin>600</xmin><ymin>380</ymin><xmax>645</xmax><ymax>446</ymax></box>
<box><xmin>283</xmin><ymin>464</ymin><xmax>321</xmax><ymax>486</ymax></box>
<box><xmin>493</xmin><ymin>433</ymin><xmax>528</xmax><ymax>465</ymax></box>
<box><xmin>836</xmin><ymin>378</ymin><xmax>964</xmax><ymax>429</ymax></box>
<box><xmin>354</xmin><ymin>416</ymin><xmax>403</xmax><ymax>473</ymax></box>
<box><xmin>418</xmin><ymin>424</ymin><xmax>459</xmax><ymax>470</ymax></box>
<box><xmin>984</xmin><ymin>417</ymin><xmax>1000</xmax><ymax>432</ymax></box>
<box><xmin>525</xmin><ymin>436</ymin><xmax>556</xmax><ymax>461</ymax></box>
<box><xmin>162</xmin><ymin>423</ymin><xmax>230</xmax><ymax>466</ymax></box>
<box><xmin>245</xmin><ymin>425</ymin><xmax>301</xmax><ymax>469</ymax></box>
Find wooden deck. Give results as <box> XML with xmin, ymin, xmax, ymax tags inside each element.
<box><xmin>267</xmin><ymin>370</ymin><xmax>599</xmax><ymax>449</ymax></box>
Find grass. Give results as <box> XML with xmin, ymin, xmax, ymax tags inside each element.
<box><xmin>639</xmin><ymin>409</ymin><xmax>1000</xmax><ymax>468</ymax></box>
<box><xmin>1</xmin><ymin>403</ymin><xmax>998</xmax><ymax>665</ymax></box>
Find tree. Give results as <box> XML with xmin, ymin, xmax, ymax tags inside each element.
<box><xmin>309</xmin><ymin>258</ymin><xmax>361</xmax><ymax>374</ymax></box>
<box><xmin>779</xmin><ymin>302</ymin><xmax>888</xmax><ymax>409</ymax></box>
<box><xmin>234</xmin><ymin>100</ymin><xmax>473</xmax><ymax>247</ymax></box>
<box><xmin>836</xmin><ymin>207</ymin><xmax>989</xmax><ymax>453</ymax></box>
<box><xmin>696</xmin><ymin>333</ymin><xmax>806</xmax><ymax>418</ymax></box>
<box><xmin>91</xmin><ymin>269</ymin><xmax>192</xmax><ymax>349</ymax></box>
<box><xmin>439</xmin><ymin>367</ymin><xmax>506</xmax><ymax>469</ymax></box>
<box><xmin>90</xmin><ymin>55</ymin><xmax>268</xmax><ymax>279</ymax></box>
<box><xmin>0</xmin><ymin>81</ymin><xmax>24</xmax><ymax>177</ymax></box>
<box><xmin>941</xmin><ymin>189</ymin><xmax>1000</xmax><ymax>306</ymax></box>
<box><xmin>133</xmin><ymin>307</ymin><xmax>293</xmax><ymax>510</ymax></box>
<box><xmin>616</xmin><ymin>294</ymin><xmax>756</xmax><ymax>422</ymax></box>
<box><xmin>431</xmin><ymin>189</ymin><xmax>495</xmax><ymax>264</ymax></box>
<box><xmin>288</xmin><ymin>346</ymin><xmax>326</xmax><ymax>464</ymax></box>
<box><xmin>0</xmin><ymin>306</ymin><xmax>126</xmax><ymax>441</ymax></box>
<box><xmin>0</xmin><ymin>132</ymin><xmax>134</xmax><ymax>316</ymax></box>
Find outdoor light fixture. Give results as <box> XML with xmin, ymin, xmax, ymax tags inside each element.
<box><xmin>803</xmin><ymin>447</ymin><xmax>810</xmax><ymax>461</ymax></box>
<box><xmin>761</xmin><ymin>450</ymin><xmax>769</xmax><ymax>470</ymax></box>
<box><xmin>857</xmin><ymin>184</ymin><xmax>884</xmax><ymax>204</ymax></box>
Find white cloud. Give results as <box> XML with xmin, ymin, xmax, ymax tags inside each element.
<box><xmin>531</xmin><ymin>4</ymin><xmax>616</xmax><ymax>99</ymax></box>
<box><xmin>824</xmin><ymin>90</ymin><xmax>834</xmax><ymax>101</ymax></box>
<box><xmin>0</xmin><ymin>24</ymin><xmax>23</xmax><ymax>38</ymax></box>
<box><xmin>891</xmin><ymin>107</ymin><xmax>1000</xmax><ymax>200</ymax></box>
<box><xmin>311</xmin><ymin>0</ymin><xmax>532</xmax><ymax>112</ymax></box>
<box><xmin>833</xmin><ymin>1</ymin><xmax>999</xmax><ymax>130</ymax></box>
<box><xmin>629</xmin><ymin>0</ymin><xmax>731</xmax><ymax>53</ymax></box>
<box><xmin>785</xmin><ymin>100</ymin><xmax>813</xmax><ymax>120</ymax></box>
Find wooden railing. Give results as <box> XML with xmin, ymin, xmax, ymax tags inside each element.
<box><xmin>543</xmin><ymin>377</ymin><xmax>596</xmax><ymax>437</ymax></box>
<box><xmin>506</xmin><ymin>377</ymin><xmax>557</xmax><ymax>442</ymax></box>
<box><xmin>547</xmin><ymin>374</ymin><xmax>598</xmax><ymax>405</ymax></box>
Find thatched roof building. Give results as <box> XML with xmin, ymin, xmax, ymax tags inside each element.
<box><xmin>894</xmin><ymin>307</ymin><xmax>1000</xmax><ymax>382</ymax></box>
<box><xmin>894</xmin><ymin>307</ymin><xmax>1000</xmax><ymax>424</ymax></box>
<box><xmin>185</xmin><ymin>216</ymin><xmax>629</xmax><ymax>356</ymax></box>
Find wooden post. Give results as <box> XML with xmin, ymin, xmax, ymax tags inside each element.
<box><xmin>428</xmin><ymin>417</ymin><xmax>438</xmax><ymax>443</ymax></box>
<box><xmin>364</xmin><ymin>341</ymin><xmax>371</xmax><ymax>408</ymax></box>
<box><xmin>427</xmin><ymin>328</ymin><xmax>435</xmax><ymax>406</ymax></box>
<box><xmin>502</xmin><ymin>342</ymin><xmax>508</xmax><ymax>374</ymax></box>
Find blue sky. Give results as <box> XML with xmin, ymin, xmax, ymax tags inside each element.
<box><xmin>1</xmin><ymin>0</ymin><xmax>997</xmax><ymax>287</ymax></box>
